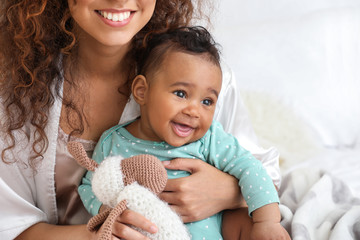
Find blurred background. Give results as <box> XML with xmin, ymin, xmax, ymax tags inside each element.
<box><xmin>207</xmin><ymin>0</ymin><xmax>360</xmax><ymax>193</ymax></box>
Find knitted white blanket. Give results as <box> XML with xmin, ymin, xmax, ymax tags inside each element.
<box><xmin>279</xmin><ymin>168</ymin><xmax>360</xmax><ymax>240</ymax></box>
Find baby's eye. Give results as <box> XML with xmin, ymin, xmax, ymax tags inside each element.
<box><xmin>173</xmin><ymin>90</ymin><xmax>186</xmax><ymax>98</ymax></box>
<box><xmin>202</xmin><ymin>99</ymin><xmax>214</xmax><ymax>106</ymax></box>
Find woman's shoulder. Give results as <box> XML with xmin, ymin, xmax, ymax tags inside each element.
<box><xmin>220</xmin><ymin>58</ymin><xmax>236</xmax><ymax>88</ymax></box>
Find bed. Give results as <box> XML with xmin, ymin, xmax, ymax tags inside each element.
<box><xmin>210</xmin><ymin>0</ymin><xmax>360</xmax><ymax>239</ymax></box>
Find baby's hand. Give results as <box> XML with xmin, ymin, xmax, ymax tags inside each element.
<box><xmin>250</xmin><ymin>221</ymin><xmax>291</xmax><ymax>240</ymax></box>
<box><xmin>250</xmin><ymin>203</ymin><xmax>291</xmax><ymax>240</ymax></box>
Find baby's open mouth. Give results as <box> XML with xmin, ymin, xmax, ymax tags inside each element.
<box><xmin>171</xmin><ymin>122</ymin><xmax>195</xmax><ymax>138</ymax></box>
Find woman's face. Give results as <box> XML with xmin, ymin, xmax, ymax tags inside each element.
<box><xmin>68</xmin><ymin>0</ymin><xmax>156</xmax><ymax>47</ymax></box>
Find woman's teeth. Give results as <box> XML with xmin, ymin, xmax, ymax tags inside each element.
<box><xmin>99</xmin><ymin>11</ymin><xmax>131</xmax><ymax>22</ymax></box>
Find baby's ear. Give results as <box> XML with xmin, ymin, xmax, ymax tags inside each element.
<box><xmin>131</xmin><ymin>75</ymin><xmax>148</xmax><ymax>105</ymax></box>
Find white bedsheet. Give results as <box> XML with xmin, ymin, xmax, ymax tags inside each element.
<box><xmin>284</xmin><ymin>149</ymin><xmax>360</xmax><ymax>198</ymax></box>
<box><xmin>279</xmin><ymin>149</ymin><xmax>360</xmax><ymax>239</ymax></box>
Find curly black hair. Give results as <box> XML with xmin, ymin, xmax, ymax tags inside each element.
<box><xmin>136</xmin><ymin>26</ymin><xmax>221</xmax><ymax>78</ymax></box>
<box><xmin>0</xmin><ymin>0</ymin><xmax>206</xmax><ymax>168</ymax></box>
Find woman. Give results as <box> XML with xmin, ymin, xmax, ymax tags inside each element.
<box><xmin>0</xmin><ymin>0</ymin><xmax>281</xmax><ymax>239</ymax></box>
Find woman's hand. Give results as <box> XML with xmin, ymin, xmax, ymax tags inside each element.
<box><xmin>159</xmin><ymin>158</ymin><xmax>245</xmax><ymax>223</ymax></box>
<box><xmin>94</xmin><ymin>208</ymin><xmax>158</xmax><ymax>240</ymax></box>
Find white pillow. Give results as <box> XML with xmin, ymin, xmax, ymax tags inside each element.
<box><xmin>240</xmin><ymin>90</ymin><xmax>322</xmax><ymax>170</ymax></box>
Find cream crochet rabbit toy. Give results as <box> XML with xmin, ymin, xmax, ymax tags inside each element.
<box><xmin>67</xmin><ymin>141</ymin><xmax>190</xmax><ymax>240</ymax></box>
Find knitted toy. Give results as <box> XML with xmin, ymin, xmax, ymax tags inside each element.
<box><xmin>67</xmin><ymin>141</ymin><xmax>190</xmax><ymax>240</ymax></box>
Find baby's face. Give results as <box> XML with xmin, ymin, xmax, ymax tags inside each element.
<box><xmin>141</xmin><ymin>51</ymin><xmax>222</xmax><ymax>147</ymax></box>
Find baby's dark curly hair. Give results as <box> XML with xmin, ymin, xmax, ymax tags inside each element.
<box><xmin>136</xmin><ymin>26</ymin><xmax>221</xmax><ymax>78</ymax></box>
<box><xmin>0</xmin><ymin>0</ymin><xmax>205</xmax><ymax>168</ymax></box>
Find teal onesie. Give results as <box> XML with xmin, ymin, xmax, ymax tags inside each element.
<box><xmin>79</xmin><ymin>120</ymin><xmax>279</xmax><ymax>239</ymax></box>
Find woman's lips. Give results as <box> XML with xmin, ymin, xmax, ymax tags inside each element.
<box><xmin>97</xmin><ymin>10</ymin><xmax>131</xmax><ymax>22</ymax></box>
<box><xmin>95</xmin><ymin>9</ymin><xmax>134</xmax><ymax>27</ymax></box>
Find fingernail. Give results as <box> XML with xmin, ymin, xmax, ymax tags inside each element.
<box><xmin>162</xmin><ymin>161</ymin><xmax>170</xmax><ymax>166</ymax></box>
<box><xmin>150</xmin><ymin>225</ymin><xmax>158</xmax><ymax>233</ymax></box>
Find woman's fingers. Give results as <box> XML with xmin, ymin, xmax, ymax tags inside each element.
<box><xmin>160</xmin><ymin>158</ymin><xmax>243</xmax><ymax>223</ymax></box>
<box><xmin>158</xmin><ymin>189</ymin><xmax>176</xmax><ymax>203</ymax></box>
<box><xmin>111</xmin><ymin>209</ymin><xmax>157</xmax><ymax>240</ymax></box>
<box><xmin>160</xmin><ymin>176</ymin><xmax>187</xmax><ymax>192</ymax></box>
<box><xmin>162</xmin><ymin>158</ymin><xmax>202</xmax><ymax>173</ymax></box>
<box><xmin>165</xmin><ymin>205</ymin><xmax>190</xmax><ymax>223</ymax></box>
<box><xmin>158</xmin><ymin>191</ymin><xmax>201</xmax><ymax>223</ymax></box>
<box><xmin>111</xmin><ymin>223</ymin><xmax>148</xmax><ymax>240</ymax></box>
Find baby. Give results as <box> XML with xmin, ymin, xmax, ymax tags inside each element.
<box><xmin>79</xmin><ymin>26</ymin><xmax>290</xmax><ymax>240</ymax></box>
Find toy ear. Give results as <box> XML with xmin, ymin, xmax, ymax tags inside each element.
<box><xmin>131</xmin><ymin>75</ymin><xmax>148</xmax><ymax>105</ymax></box>
<box><xmin>121</xmin><ymin>154</ymin><xmax>167</xmax><ymax>195</ymax></box>
<box><xmin>67</xmin><ymin>141</ymin><xmax>98</xmax><ymax>171</ymax></box>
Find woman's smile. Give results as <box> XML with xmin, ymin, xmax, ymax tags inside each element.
<box><xmin>95</xmin><ymin>9</ymin><xmax>134</xmax><ymax>27</ymax></box>
<box><xmin>68</xmin><ymin>0</ymin><xmax>156</xmax><ymax>47</ymax></box>
<box><xmin>96</xmin><ymin>10</ymin><xmax>132</xmax><ymax>22</ymax></box>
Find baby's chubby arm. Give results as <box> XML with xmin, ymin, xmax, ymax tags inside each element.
<box><xmin>251</xmin><ymin>203</ymin><xmax>291</xmax><ymax>240</ymax></box>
